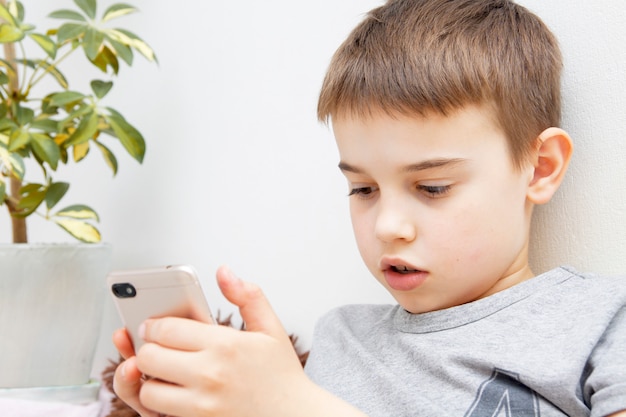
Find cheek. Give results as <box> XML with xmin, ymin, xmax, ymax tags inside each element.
<box><xmin>428</xmin><ymin>206</ymin><xmax>497</xmax><ymax>263</ymax></box>
<box><xmin>350</xmin><ymin>205</ymin><xmax>378</xmax><ymax>262</ymax></box>
<box><xmin>442</xmin><ymin>226</ymin><xmax>482</xmax><ymax>257</ymax></box>
<box><xmin>441</xmin><ymin>195</ymin><xmax>525</xmax><ymax>265</ymax></box>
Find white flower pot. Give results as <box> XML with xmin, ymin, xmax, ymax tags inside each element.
<box><xmin>0</xmin><ymin>243</ymin><xmax>112</xmax><ymax>388</ymax></box>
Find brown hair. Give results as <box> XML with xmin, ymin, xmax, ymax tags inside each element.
<box><xmin>318</xmin><ymin>0</ymin><xmax>562</xmax><ymax>168</ymax></box>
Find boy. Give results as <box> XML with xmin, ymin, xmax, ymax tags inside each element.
<box><xmin>113</xmin><ymin>0</ymin><xmax>626</xmax><ymax>416</ymax></box>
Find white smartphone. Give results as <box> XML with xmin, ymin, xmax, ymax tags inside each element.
<box><xmin>107</xmin><ymin>264</ymin><xmax>215</xmax><ymax>350</ymax></box>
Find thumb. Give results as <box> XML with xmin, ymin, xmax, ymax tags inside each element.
<box><xmin>216</xmin><ymin>265</ymin><xmax>288</xmax><ymax>340</ymax></box>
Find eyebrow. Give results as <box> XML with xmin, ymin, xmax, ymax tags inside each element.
<box><xmin>338</xmin><ymin>158</ymin><xmax>467</xmax><ymax>174</ymax></box>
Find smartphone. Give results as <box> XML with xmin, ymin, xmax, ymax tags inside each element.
<box><xmin>107</xmin><ymin>264</ymin><xmax>215</xmax><ymax>350</ymax></box>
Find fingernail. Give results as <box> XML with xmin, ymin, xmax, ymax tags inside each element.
<box><xmin>138</xmin><ymin>322</ymin><xmax>146</xmax><ymax>340</ymax></box>
<box><xmin>229</xmin><ymin>268</ymin><xmax>242</xmax><ymax>283</ymax></box>
<box><xmin>229</xmin><ymin>269</ymin><xmax>239</xmax><ymax>281</ymax></box>
<box><xmin>120</xmin><ymin>361</ymin><xmax>127</xmax><ymax>378</ymax></box>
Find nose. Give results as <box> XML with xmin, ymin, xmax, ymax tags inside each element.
<box><xmin>374</xmin><ymin>194</ymin><xmax>417</xmax><ymax>243</ymax></box>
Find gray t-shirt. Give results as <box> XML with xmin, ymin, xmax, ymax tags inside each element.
<box><xmin>305</xmin><ymin>267</ymin><xmax>626</xmax><ymax>417</ymax></box>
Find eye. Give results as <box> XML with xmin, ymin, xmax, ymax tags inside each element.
<box><xmin>418</xmin><ymin>184</ymin><xmax>451</xmax><ymax>198</ymax></box>
<box><xmin>348</xmin><ymin>186</ymin><xmax>378</xmax><ymax>199</ymax></box>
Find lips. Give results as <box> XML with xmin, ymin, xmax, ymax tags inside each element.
<box><xmin>381</xmin><ymin>258</ymin><xmax>428</xmax><ymax>291</ymax></box>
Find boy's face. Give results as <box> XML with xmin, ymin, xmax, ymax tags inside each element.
<box><xmin>334</xmin><ymin>105</ymin><xmax>536</xmax><ymax>314</ymax></box>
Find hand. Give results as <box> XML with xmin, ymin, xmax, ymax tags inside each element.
<box><xmin>112</xmin><ymin>327</ymin><xmax>160</xmax><ymax>417</ymax></box>
<box><xmin>114</xmin><ymin>265</ymin><xmax>308</xmax><ymax>417</ymax></box>
<box><xmin>113</xmin><ymin>265</ymin><xmax>368</xmax><ymax>417</ymax></box>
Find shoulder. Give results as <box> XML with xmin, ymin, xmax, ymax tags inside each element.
<box><xmin>558</xmin><ymin>266</ymin><xmax>626</xmax><ymax>302</ymax></box>
<box><xmin>539</xmin><ymin>267</ymin><xmax>626</xmax><ymax>332</ymax></box>
<box><xmin>565</xmin><ymin>269</ymin><xmax>626</xmax><ymax>414</ymax></box>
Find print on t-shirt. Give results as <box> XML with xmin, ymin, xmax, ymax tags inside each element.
<box><xmin>464</xmin><ymin>368</ymin><xmax>541</xmax><ymax>417</ymax></box>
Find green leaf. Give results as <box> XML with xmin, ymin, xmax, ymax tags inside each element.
<box><xmin>10</xmin><ymin>153</ymin><xmax>25</xmax><ymax>180</ymax></box>
<box><xmin>54</xmin><ymin>218</ymin><xmax>101</xmax><ymax>243</ymax></box>
<box><xmin>27</xmin><ymin>60</ymin><xmax>69</xmax><ymax>89</ymax></box>
<box><xmin>0</xmin><ymin>179</ymin><xmax>5</xmax><ymax>204</ymax></box>
<box><xmin>95</xmin><ymin>140</ymin><xmax>118</xmax><ymax>175</ymax></box>
<box><xmin>0</xmin><ymin>143</ymin><xmax>25</xmax><ymax>180</ymax></box>
<box><xmin>11</xmin><ymin>1</ymin><xmax>24</xmax><ymax>22</ymax></box>
<box><xmin>0</xmin><ymin>132</ymin><xmax>9</xmax><ymax>146</ymax></box>
<box><xmin>55</xmin><ymin>204</ymin><xmax>99</xmax><ymax>221</ymax></box>
<box><xmin>28</xmin><ymin>33</ymin><xmax>57</xmax><ymax>59</ymax></box>
<box><xmin>83</xmin><ymin>26</ymin><xmax>104</xmax><ymax>61</ymax></box>
<box><xmin>65</xmin><ymin>110</ymin><xmax>98</xmax><ymax>146</ymax></box>
<box><xmin>104</xmin><ymin>106</ymin><xmax>123</xmax><ymax>119</ymax></box>
<box><xmin>48</xmin><ymin>10</ymin><xmax>87</xmax><ymax>22</ymax></box>
<box><xmin>20</xmin><ymin>182</ymin><xmax>43</xmax><ymax>194</ymax></box>
<box><xmin>90</xmin><ymin>45</ymin><xmax>118</xmax><ymax>73</ymax></box>
<box><xmin>57</xmin><ymin>22</ymin><xmax>87</xmax><ymax>44</ymax></box>
<box><xmin>107</xmin><ymin>37</ymin><xmax>133</xmax><ymax>65</ymax></box>
<box><xmin>108</xmin><ymin>28</ymin><xmax>156</xmax><ymax>62</ymax></box>
<box><xmin>58</xmin><ymin>145</ymin><xmax>68</xmax><ymax>164</ymax></box>
<box><xmin>16</xmin><ymin>185</ymin><xmax>46</xmax><ymax>216</ymax></box>
<box><xmin>0</xmin><ymin>3</ymin><xmax>17</xmax><ymax>26</ymax></box>
<box><xmin>45</xmin><ymin>182</ymin><xmax>70</xmax><ymax>209</ymax></box>
<box><xmin>0</xmin><ymin>117</ymin><xmax>16</xmax><ymax>132</ymax></box>
<box><xmin>91</xmin><ymin>79</ymin><xmax>113</xmax><ymax>99</ymax></box>
<box><xmin>74</xmin><ymin>0</ymin><xmax>96</xmax><ymax>20</ymax></box>
<box><xmin>0</xmin><ymin>71</ymin><xmax>8</xmax><ymax>84</ymax></box>
<box><xmin>41</xmin><ymin>95</ymin><xmax>60</xmax><ymax>115</ymax></box>
<box><xmin>102</xmin><ymin>3</ymin><xmax>137</xmax><ymax>22</ymax></box>
<box><xmin>49</xmin><ymin>91</ymin><xmax>86</xmax><ymax>107</ymax></box>
<box><xmin>0</xmin><ymin>23</ymin><xmax>24</xmax><ymax>43</ymax></box>
<box><xmin>8</xmin><ymin>128</ymin><xmax>29</xmax><ymax>151</ymax></box>
<box><xmin>73</xmin><ymin>140</ymin><xmax>90</xmax><ymax>162</ymax></box>
<box><xmin>43</xmin><ymin>64</ymin><xmax>68</xmax><ymax>89</ymax></box>
<box><xmin>19</xmin><ymin>23</ymin><xmax>35</xmax><ymax>33</ymax></box>
<box><xmin>57</xmin><ymin>104</ymin><xmax>92</xmax><ymax>132</ymax></box>
<box><xmin>17</xmin><ymin>190</ymin><xmax>46</xmax><ymax>210</ymax></box>
<box><xmin>31</xmin><ymin>133</ymin><xmax>61</xmax><ymax>170</ymax></box>
<box><xmin>30</xmin><ymin>117</ymin><xmax>58</xmax><ymax>133</ymax></box>
<box><xmin>0</xmin><ymin>58</ymin><xmax>16</xmax><ymax>78</ymax></box>
<box><xmin>106</xmin><ymin>112</ymin><xmax>145</xmax><ymax>163</ymax></box>
<box><xmin>14</xmin><ymin>105</ymin><xmax>34</xmax><ymax>126</ymax></box>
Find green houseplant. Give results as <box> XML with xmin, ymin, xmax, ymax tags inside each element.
<box><xmin>1</xmin><ymin>0</ymin><xmax>156</xmax><ymax>243</ymax></box>
<box><xmin>0</xmin><ymin>0</ymin><xmax>156</xmax><ymax>394</ymax></box>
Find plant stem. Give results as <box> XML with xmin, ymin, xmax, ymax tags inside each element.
<box><xmin>29</xmin><ymin>46</ymin><xmax>74</xmax><ymax>90</ymax></box>
<box><xmin>1</xmin><ymin>4</ymin><xmax>28</xmax><ymax>243</ymax></box>
<box><xmin>18</xmin><ymin>41</ymin><xmax>27</xmax><ymax>96</ymax></box>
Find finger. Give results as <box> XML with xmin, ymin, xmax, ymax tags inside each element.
<box><xmin>140</xmin><ymin>316</ymin><xmax>223</xmax><ymax>351</ymax></box>
<box><xmin>216</xmin><ymin>265</ymin><xmax>288</xmax><ymax>340</ymax></box>
<box><xmin>140</xmin><ymin>378</ymin><xmax>210</xmax><ymax>417</ymax></box>
<box><xmin>113</xmin><ymin>327</ymin><xmax>135</xmax><ymax>359</ymax></box>
<box><xmin>136</xmin><ymin>341</ymin><xmax>209</xmax><ymax>386</ymax></box>
<box><xmin>113</xmin><ymin>356</ymin><xmax>160</xmax><ymax>417</ymax></box>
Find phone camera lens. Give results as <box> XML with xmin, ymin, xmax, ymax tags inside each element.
<box><xmin>112</xmin><ymin>283</ymin><xmax>137</xmax><ymax>298</ymax></box>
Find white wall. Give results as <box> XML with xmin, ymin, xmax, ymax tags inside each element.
<box><xmin>2</xmin><ymin>1</ymin><xmax>624</xmax><ymax>378</ymax></box>
<box><xmin>522</xmin><ymin>1</ymin><xmax>626</xmax><ymax>277</ymax></box>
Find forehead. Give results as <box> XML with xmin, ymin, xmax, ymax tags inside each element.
<box><xmin>332</xmin><ymin>105</ymin><xmax>508</xmax><ymax>162</ymax></box>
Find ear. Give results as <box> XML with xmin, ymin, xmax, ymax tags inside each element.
<box><xmin>527</xmin><ymin>127</ymin><xmax>573</xmax><ymax>204</ymax></box>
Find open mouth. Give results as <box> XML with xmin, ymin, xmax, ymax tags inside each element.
<box><xmin>390</xmin><ymin>265</ymin><xmax>421</xmax><ymax>274</ymax></box>
<box><xmin>383</xmin><ymin>261</ymin><xmax>429</xmax><ymax>291</ymax></box>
